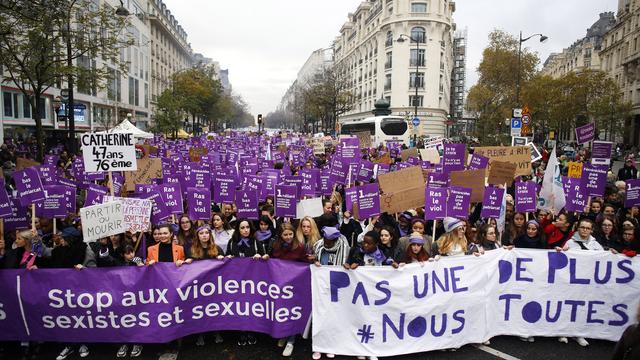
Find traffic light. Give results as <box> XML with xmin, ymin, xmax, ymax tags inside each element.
<box><xmin>257</xmin><ymin>114</ymin><xmax>263</xmax><ymax>124</ymax></box>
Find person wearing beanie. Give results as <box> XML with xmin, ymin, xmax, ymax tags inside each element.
<box><xmin>399</xmin><ymin>233</ymin><xmax>430</xmax><ymax>264</ymax></box>
<box><xmin>396</xmin><ymin>211</ymin><xmax>413</xmax><ymax>238</ymax></box>
<box><xmin>433</xmin><ymin>217</ymin><xmax>470</xmax><ymax>257</ymax></box>
<box><xmin>514</xmin><ymin>220</ymin><xmax>546</xmax><ymax>249</ymax></box>
<box><xmin>397</xmin><ymin>218</ymin><xmax>433</xmax><ymax>255</ymax></box>
<box><xmin>345</xmin><ymin>231</ymin><xmax>390</xmax><ymax>269</ymax></box>
<box><xmin>313</xmin><ymin>226</ymin><xmax>351</xmax><ymax>267</ymax></box>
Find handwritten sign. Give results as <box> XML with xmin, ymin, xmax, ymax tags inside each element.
<box><xmin>103</xmin><ymin>196</ymin><xmax>153</xmax><ymax>233</ymax></box>
<box><xmin>473</xmin><ymin>146</ymin><xmax>531</xmax><ymax>177</ymax></box>
<box><xmin>124</xmin><ymin>158</ymin><xmax>163</xmax><ymax>192</ymax></box>
<box><xmin>81</xmin><ymin>133</ymin><xmax>137</xmax><ymax>172</ymax></box>
<box><xmin>488</xmin><ymin>161</ymin><xmax>517</xmax><ymax>186</ymax></box>
<box><xmin>80</xmin><ymin>201</ymin><xmax>125</xmax><ymax>242</ymax></box>
<box><xmin>567</xmin><ymin>162</ymin><xmax>583</xmax><ymax>179</ymax></box>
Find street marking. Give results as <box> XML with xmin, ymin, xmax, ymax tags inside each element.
<box><xmin>16</xmin><ymin>275</ymin><xmax>30</xmax><ymax>336</ymax></box>
<box><xmin>473</xmin><ymin>344</ymin><xmax>521</xmax><ymax>360</ymax></box>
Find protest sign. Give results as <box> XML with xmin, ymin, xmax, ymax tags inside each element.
<box><xmin>160</xmin><ymin>183</ymin><xmax>183</xmax><ymax>214</ymax></box>
<box><xmin>80</xmin><ymin>201</ymin><xmax>125</xmax><ymax>242</ymax></box>
<box><xmin>481</xmin><ymin>186</ymin><xmax>504</xmax><ymax>218</ymax></box>
<box><xmin>236</xmin><ymin>190</ymin><xmax>259</xmax><ymax>220</ymax></box>
<box><xmin>582</xmin><ymin>164</ymin><xmax>607</xmax><ymax>197</ymax></box>
<box><xmin>591</xmin><ymin>141</ymin><xmax>613</xmax><ymax>166</ymax></box>
<box><xmin>0</xmin><ymin>179</ymin><xmax>13</xmax><ymax>218</ymax></box>
<box><xmin>124</xmin><ymin>158</ymin><xmax>162</xmax><ymax>192</ymax></box>
<box><xmin>4</xmin><ymin>197</ymin><xmax>29</xmax><ymax>231</ymax></box>
<box><xmin>213</xmin><ymin>174</ymin><xmax>236</xmax><ymax>204</ymax></box>
<box><xmin>354</xmin><ymin>131</ymin><xmax>372</xmax><ymax>149</ymax></box>
<box><xmin>103</xmin><ymin>196</ymin><xmax>153</xmax><ymax>233</ymax></box>
<box><xmin>511</xmin><ymin>136</ymin><xmax>528</xmax><ymax>146</ymax></box>
<box><xmin>427</xmin><ymin>171</ymin><xmax>449</xmax><ymax>188</ymax></box>
<box><xmin>16</xmin><ymin>157</ymin><xmax>40</xmax><ymax>171</ymax></box>
<box><xmin>400</xmin><ymin>148</ymin><xmax>418</xmax><ymax>161</ymax></box>
<box><xmin>378</xmin><ymin>166</ymin><xmax>424</xmax><ymax>194</ymax></box>
<box><xmin>142</xmin><ymin>191</ymin><xmax>171</xmax><ymax>225</ymax></box>
<box><xmin>35</xmin><ymin>186</ymin><xmax>68</xmax><ymax>219</ymax></box>
<box><xmin>468</xmin><ymin>154</ymin><xmax>489</xmax><ymax>170</ymax></box>
<box><xmin>14</xmin><ymin>167</ymin><xmax>45</xmax><ymax>206</ymax></box>
<box><xmin>625</xmin><ymin>179</ymin><xmax>640</xmax><ymax>208</ymax></box>
<box><xmin>84</xmin><ymin>184</ymin><xmax>109</xmax><ymax>207</ymax></box>
<box><xmin>575</xmin><ymin>122</ymin><xmax>595</xmax><ymax>144</ymax></box>
<box><xmin>515</xmin><ymin>181</ymin><xmax>537</xmax><ymax>213</ymax></box>
<box><xmin>352</xmin><ymin>183</ymin><xmax>381</xmax><ymax>220</ymax></box>
<box><xmin>188</xmin><ymin>146</ymin><xmax>209</xmax><ymax>162</ymax></box>
<box><xmin>312</xmin><ymin>139</ymin><xmax>325</xmax><ymax>155</ymax></box>
<box><xmin>449</xmin><ymin>168</ymin><xmax>486</xmax><ymax>203</ymax></box>
<box><xmin>275</xmin><ymin>184</ymin><xmax>297</xmax><ymax>218</ymax></box>
<box><xmin>473</xmin><ymin>146</ymin><xmax>531</xmax><ymax>177</ymax></box>
<box><xmin>80</xmin><ymin>133</ymin><xmax>137</xmax><ymax>172</ymax></box>
<box><xmin>0</xmin><ymin>258</ymin><xmax>311</xmax><ymax>343</ymax></box>
<box><xmin>297</xmin><ymin>197</ymin><xmax>324</xmax><ymax>219</ymax></box>
<box><xmin>423</xmin><ymin>136</ymin><xmax>444</xmax><ymax>149</ymax></box>
<box><xmin>419</xmin><ymin>148</ymin><xmax>440</xmax><ymax>164</ymax></box>
<box><xmin>424</xmin><ymin>187</ymin><xmax>447</xmax><ymax>220</ymax></box>
<box><xmin>563</xmin><ymin>176</ymin><xmax>587</xmax><ymax>213</ymax></box>
<box><xmin>487</xmin><ymin>160</ymin><xmax>517</xmax><ymax>186</ymax></box>
<box><xmin>567</xmin><ymin>162</ymin><xmax>583</xmax><ymax>179</ymax></box>
<box><xmin>311</xmin><ymin>250</ymin><xmax>640</xmax><ymax>357</ymax></box>
<box><xmin>374</xmin><ymin>153</ymin><xmax>392</xmax><ymax>165</ymax></box>
<box><xmin>329</xmin><ymin>157</ymin><xmax>348</xmax><ymax>186</ymax></box>
<box><xmin>38</xmin><ymin>165</ymin><xmax>58</xmax><ymax>185</ymax></box>
<box><xmin>528</xmin><ymin>142</ymin><xmax>542</xmax><ymax>162</ymax></box>
<box><xmin>447</xmin><ymin>186</ymin><xmax>472</xmax><ymax>219</ymax></box>
<box><xmin>443</xmin><ymin>143</ymin><xmax>466</xmax><ymax>172</ymax></box>
<box><xmin>186</xmin><ymin>188</ymin><xmax>211</xmax><ymax>220</ymax></box>
<box><xmin>380</xmin><ymin>186</ymin><xmax>425</xmax><ymax>215</ymax></box>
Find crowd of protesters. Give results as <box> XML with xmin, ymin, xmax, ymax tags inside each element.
<box><xmin>0</xmin><ymin>134</ymin><xmax>638</xmax><ymax>360</ymax></box>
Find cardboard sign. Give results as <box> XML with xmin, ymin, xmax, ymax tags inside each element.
<box><xmin>487</xmin><ymin>160</ymin><xmax>517</xmax><ymax>186</ymax></box>
<box><xmin>379</xmin><ymin>185</ymin><xmax>425</xmax><ymax>214</ymax></box>
<box><xmin>354</xmin><ymin>131</ymin><xmax>372</xmax><ymax>149</ymax></box>
<box><xmin>400</xmin><ymin>148</ymin><xmax>418</xmax><ymax>161</ymax></box>
<box><xmin>378</xmin><ymin>166</ymin><xmax>424</xmax><ymax>194</ymax></box>
<box><xmin>374</xmin><ymin>153</ymin><xmax>392</xmax><ymax>165</ymax></box>
<box><xmin>80</xmin><ymin>201</ymin><xmax>125</xmax><ymax>242</ymax></box>
<box><xmin>419</xmin><ymin>148</ymin><xmax>440</xmax><ymax>164</ymax></box>
<box><xmin>473</xmin><ymin>146</ymin><xmax>531</xmax><ymax>177</ymax></box>
<box><xmin>80</xmin><ymin>133</ymin><xmax>137</xmax><ymax>172</ymax></box>
<box><xmin>511</xmin><ymin>136</ymin><xmax>529</xmax><ymax>146</ymax></box>
<box><xmin>16</xmin><ymin>157</ymin><xmax>40</xmax><ymax>171</ymax></box>
<box><xmin>124</xmin><ymin>158</ymin><xmax>163</xmax><ymax>192</ymax></box>
<box><xmin>567</xmin><ymin>162</ymin><xmax>583</xmax><ymax>179</ymax></box>
<box><xmin>188</xmin><ymin>147</ymin><xmax>209</xmax><ymax>162</ymax></box>
<box><xmin>103</xmin><ymin>196</ymin><xmax>153</xmax><ymax>233</ymax></box>
<box><xmin>450</xmin><ymin>168</ymin><xmax>487</xmax><ymax>203</ymax></box>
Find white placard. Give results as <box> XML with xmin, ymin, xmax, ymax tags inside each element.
<box><xmin>103</xmin><ymin>196</ymin><xmax>153</xmax><ymax>233</ymax></box>
<box><xmin>527</xmin><ymin>141</ymin><xmax>542</xmax><ymax>162</ymax></box>
<box><xmin>80</xmin><ymin>133</ymin><xmax>137</xmax><ymax>172</ymax></box>
<box><xmin>296</xmin><ymin>197</ymin><xmax>324</xmax><ymax>219</ymax></box>
<box><xmin>311</xmin><ymin>249</ymin><xmax>640</xmax><ymax>357</ymax></box>
<box><xmin>80</xmin><ymin>201</ymin><xmax>125</xmax><ymax>242</ymax></box>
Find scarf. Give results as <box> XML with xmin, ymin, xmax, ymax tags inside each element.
<box><xmin>238</xmin><ymin>237</ymin><xmax>251</xmax><ymax>248</ymax></box>
<box><xmin>256</xmin><ymin>230</ymin><xmax>272</xmax><ymax>242</ymax></box>
<box><xmin>315</xmin><ymin>238</ymin><xmax>348</xmax><ymax>266</ymax></box>
<box><xmin>361</xmin><ymin>247</ymin><xmax>387</xmax><ymax>266</ymax></box>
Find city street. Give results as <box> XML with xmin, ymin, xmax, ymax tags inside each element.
<box><xmin>1</xmin><ymin>334</ymin><xmax>617</xmax><ymax>359</ymax></box>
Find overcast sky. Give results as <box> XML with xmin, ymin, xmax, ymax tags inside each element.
<box><xmin>162</xmin><ymin>0</ymin><xmax>618</xmax><ymax>117</ymax></box>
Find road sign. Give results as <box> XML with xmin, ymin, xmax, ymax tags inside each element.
<box><xmin>60</xmin><ymin>89</ymin><xmax>70</xmax><ymax>102</ymax></box>
<box><xmin>513</xmin><ymin>108</ymin><xmax>522</xmax><ymax>118</ymax></box>
<box><xmin>511</xmin><ymin>118</ymin><xmax>522</xmax><ymax>136</ymax></box>
<box><xmin>412</xmin><ymin>117</ymin><xmax>420</xmax><ymax>126</ymax></box>
<box><xmin>521</xmin><ymin>114</ymin><xmax>531</xmax><ymax>125</ymax></box>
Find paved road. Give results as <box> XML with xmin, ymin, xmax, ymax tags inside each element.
<box><xmin>1</xmin><ymin>333</ymin><xmax>617</xmax><ymax>359</ymax></box>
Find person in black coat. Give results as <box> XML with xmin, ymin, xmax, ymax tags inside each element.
<box><xmin>225</xmin><ymin>219</ymin><xmax>268</xmax><ymax>259</ymax></box>
<box><xmin>514</xmin><ymin>220</ymin><xmax>546</xmax><ymax>249</ymax></box>
<box><xmin>617</xmin><ymin>158</ymin><xmax>638</xmax><ymax>181</ymax></box>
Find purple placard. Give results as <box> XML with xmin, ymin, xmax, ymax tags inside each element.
<box><xmin>0</xmin><ymin>258</ymin><xmax>311</xmax><ymax>342</ymax></box>
<box><xmin>85</xmin><ymin>184</ymin><xmax>109</xmax><ymax>207</ymax></box>
<box><xmin>300</xmin><ymin>169</ymin><xmax>319</xmax><ymax>198</ymax></box>
<box><xmin>186</xmin><ymin>187</ymin><xmax>211</xmax><ymax>220</ymax></box>
<box><xmin>319</xmin><ymin>172</ymin><xmax>332</xmax><ymax>196</ymax></box>
<box><xmin>443</xmin><ymin>144</ymin><xmax>465</xmax><ymax>172</ymax></box>
<box><xmin>424</xmin><ymin>187</ymin><xmax>447</xmax><ymax>220</ymax></box>
<box><xmin>62</xmin><ymin>185</ymin><xmax>77</xmax><ymax>214</ymax></box>
<box><xmin>329</xmin><ymin>157</ymin><xmax>348</xmax><ymax>186</ymax></box>
<box><xmin>236</xmin><ymin>190</ymin><xmax>259</xmax><ymax>220</ymax></box>
<box><xmin>480</xmin><ymin>186</ymin><xmax>503</xmax><ymax>218</ymax></box>
<box><xmin>275</xmin><ymin>184</ymin><xmax>297</xmax><ymax>218</ymax></box>
<box><xmin>625</xmin><ymin>179</ymin><xmax>640</xmax><ymax>208</ymax></box>
<box><xmin>357</xmin><ymin>161</ymin><xmax>375</xmax><ymax>182</ymax></box>
<box><xmin>515</xmin><ymin>181</ymin><xmax>537</xmax><ymax>213</ymax></box>
<box><xmin>468</xmin><ymin>154</ymin><xmax>489</xmax><ymax>170</ymax></box>
<box><xmin>338</xmin><ymin>138</ymin><xmax>360</xmax><ymax>160</ymax></box>
<box><xmin>35</xmin><ymin>185</ymin><xmax>68</xmax><ymax>218</ymax></box>
<box><xmin>4</xmin><ymin>197</ymin><xmax>29</xmax><ymax>231</ymax></box>
<box><xmin>0</xmin><ymin>179</ymin><xmax>12</xmax><ymax>218</ymax></box>
<box><xmin>446</xmin><ymin>186</ymin><xmax>471</xmax><ymax>219</ymax></box>
<box><xmin>563</xmin><ymin>176</ymin><xmax>587</xmax><ymax>213</ymax></box>
<box><xmin>353</xmin><ymin>183</ymin><xmax>380</xmax><ymax>219</ymax></box>
<box><xmin>427</xmin><ymin>171</ymin><xmax>449</xmax><ymax>188</ymax></box>
<box><xmin>591</xmin><ymin>141</ymin><xmax>613</xmax><ymax>166</ymax></box>
<box><xmin>160</xmin><ymin>183</ymin><xmax>183</xmax><ymax>214</ymax></box>
<box><xmin>14</xmin><ymin>167</ymin><xmax>45</xmax><ymax>206</ymax></box>
<box><xmin>282</xmin><ymin>175</ymin><xmax>302</xmax><ymax>199</ymax></box>
<box><xmin>38</xmin><ymin>165</ymin><xmax>58</xmax><ymax>186</ymax></box>
<box><xmin>43</xmin><ymin>155</ymin><xmax>59</xmax><ymax>166</ymax></box>
<box><xmin>344</xmin><ymin>187</ymin><xmax>358</xmax><ymax>213</ymax></box>
<box><xmin>575</xmin><ymin>122</ymin><xmax>595</xmax><ymax>145</ymax></box>
<box><xmin>213</xmin><ymin>174</ymin><xmax>236</xmax><ymax>204</ymax></box>
<box><xmin>141</xmin><ymin>191</ymin><xmax>171</xmax><ymax>224</ymax></box>
<box><xmin>582</xmin><ymin>164</ymin><xmax>607</xmax><ymax>197</ymax></box>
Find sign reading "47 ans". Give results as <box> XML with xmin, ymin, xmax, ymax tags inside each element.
<box><xmin>81</xmin><ymin>133</ymin><xmax>137</xmax><ymax>172</ymax></box>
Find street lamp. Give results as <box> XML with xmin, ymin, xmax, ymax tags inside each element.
<box><xmin>115</xmin><ymin>0</ymin><xmax>130</xmax><ymax>17</ymax></box>
<box><xmin>516</xmin><ymin>31</ymin><xmax>548</xmax><ymax>106</ymax></box>
<box><xmin>396</xmin><ymin>34</ymin><xmax>422</xmax><ymax>135</ymax></box>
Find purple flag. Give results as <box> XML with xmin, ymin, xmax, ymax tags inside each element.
<box><xmin>35</xmin><ymin>185</ymin><xmax>68</xmax><ymax>218</ymax></box>
<box><xmin>582</xmin><ymin>164</ymin><xmax>607</xmax><ymax>197</ymax></box>
<box><xmin>625</xmin><ymin>179</ymin><xmax>640</xmax><ymax>208</ymax></box>
<box><xmin>186</xmin><ymin>187</ymin><xmax>211</xmax><ymax>220</ymax></box>
<box><xmin>447</xmin><ymin>186</ymin><xmax>471</xmax><ymax>219</ymax></box>
<box><xmin>443</xmin><ymin>144</ymin><xmax>466</xmax><ymax>172</ymax></box>
<box><xmin>213</xmin><ymin>174</ymin><xmax>236</xmax><ymax>204</ymax></box>
<box><xmin>575</xmin><ymin>123</ymin><xmax>595</xmax><ymax>145</ymax></box>
<box><xmin>160</xmin><ymin>183</ymin><xmax>183</xmax><ymax>214</ymax></box>
<box><xmin>468</xmin><ymin>154</ymin><xmax>489</xmax><ymax>170</ymax></box>
<box><xmin>563</xmin><ymin>176</ymin><xmax>587</xmax><ymax>213</ymax></box>
<box><xmin>236</xmin><ymin>190</ymin><xmax>259</xmax><ymax>220</ymax></box>
<box><xmin>275</xmin><ymin>184</ymin><xmax>297</xmax><ymax>218</ymax></box>
<box><xmin>515</xmin><ymin>181</ymin><xmax>537</xmax><ymax>213</ymax></box>
<box><xmin>425</xmin><ymin>187</ymin><xmax>447</xmax><ymax>220</ymax></box>
<box><xmin>0</xmin><ymin>258</ymin><xmax>310</xmax><ymax>343</ymax></box>
<box><xmin>353</xmin><ymin>183</ymin><xmax>380</xmax><ymax>219</ymax></box>
<box><xmin>481</xmin><ymin>186</ymin><xmax>504</xmax><ymax>218</ymax></box>
<box><xmin>14</xmin><ymin>167</ymin><xmax>45</xmax><ymax>206</ymax></box>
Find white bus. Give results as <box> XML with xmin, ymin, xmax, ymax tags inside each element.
<box><xmin>339</xmin><ymin>116</ymin><xmax>410</xmax><ymax>147</ymax></box>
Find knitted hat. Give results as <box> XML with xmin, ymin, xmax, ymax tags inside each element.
<box><xmin>526</xmin><ymin>220</ymin><xmax>540</xmax><ymax>228</ymax></box>
<box><xmin>443</xmin><ymin>217</ymin><xmax>464</xmax><ymax>233</ymax></box>
<box><xmin>322</xmin><ymin>226</ymin><xmax>341</xmax><ymax>241</ymax></box>
<box><xmin>409</xmin><ymin>235</ymin><xmax>425</xmax><ymax>245</ymax></box>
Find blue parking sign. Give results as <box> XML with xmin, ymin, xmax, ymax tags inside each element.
<box><xmin>511</xmin><ymin>118</ymin><xmax>522</xmax><ymax>129</ymax></box>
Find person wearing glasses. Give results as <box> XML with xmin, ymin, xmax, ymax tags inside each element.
<box><xmin>617</xmin><ymin>156</ymin><xmax>637</xmax><ymax>181</ymax></box>
<box><xmin>611</xmin><ymin>228</ymin><xmax>640</xmax><ymax>257</ymax></box>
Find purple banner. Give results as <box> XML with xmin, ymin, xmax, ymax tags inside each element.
<box><xmin>187</xmin><ymin>187</ymin><xmax>211</xmax><ymax>220</ymax></box>
<box><xmin>14</xmin><ymin>167</ymin><xmax>45</xmax><ymax>206</ymax></box>
<box><xmin>468</xmin><ymin>154</ymin><xmax>489</xmax><ymax>170</ymax></box>
<box><xmin>275</xmin><ymin>184</ymin><xmax>297</xmax><ymax>218</ymax></box>
<box><xmin>443</xmin><ymin>144</ymin><xmax>465</xmax><ymax>172</ymax></box>
<box><xmin>582</xmin><ymin>164</ymin><xmax>607</xmax><ymax>197</ymax></box>
<box><xmin>424</xmin><ymin>187</ymin><xmax>447</xmax><ymax>220</ymax></box>
<box><xmin>481</xmin><ymin>186</ymin><xmax>504</xmax><ymax>218</ymax></box>
<box><xmin>515</xmin><ymin>181</ymin><xmax>537</xmax><ymax>213</ymax></box>
<box><xmin>353</xmin><ymin>183</ymin><xmax>380</xmax><ymax>219</ymax></box>
<box><xmin>563</xmin><ymin>176</ymin><xmax>587</xmax><ymax>213</ymax></box>
<box><xmin>575</xmin><ymin>122</ymin><xmax>595</xmax><ymax>145</ymax></box>
<box><xmin>0</xmin><ymin>258</ymin><xmax>311</xmax><ymax>343</ymax></box>
<box><xmin>236</xmin><ymin>190</ymin><xmax>259</xmax><ymax>220</ymax></box>
<box><xmin>447</xmin><ymin>186</ymin><xmax>471</xmax><ymax>219</ymax></box>
<box><xmin>625</xmin><ymin>179</ymin><xmax>640</xmax><ymax>208</ymax></box>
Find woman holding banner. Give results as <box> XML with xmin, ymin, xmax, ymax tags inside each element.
<box><xmin>432</xmin><ymin>217</ymin><xmax>470</xmax><ymax>257</ymax></box>
<box><xmin>146</xmin><ymin>224</ymin><xmax>186</xmax><ymax>266</ymax></box>
<box><xmin>295</xmin><ymin>216</ymin><xmax>321</xmax><ymax>258</ymax></box>
<box><xmin>177</xmin><ymin>214</ymin><xmax>196</xmax><ymax>257</ymax></box>
<box><xmin>211</xmin><ymin>212</ymin><xmax>234</xmax><ymax>254</ymax></box>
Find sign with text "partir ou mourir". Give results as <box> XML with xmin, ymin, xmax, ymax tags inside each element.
<box><xmin>81</xmin><ymin>133</ymin><xmax>137</xmax><ymax>173</ymax></box>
